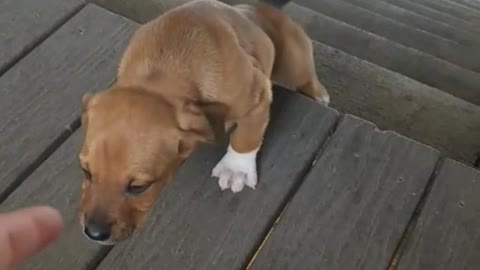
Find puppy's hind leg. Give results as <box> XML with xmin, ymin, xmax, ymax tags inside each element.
<box><xmin>297</xmin><ymin>74</ymin><xmax>330</xmax><ymax>106</ymax></box>
<box><xmin>271</xmin><ymin>21</ymin><xmax>330</xmax><ymax>106</ymax></box>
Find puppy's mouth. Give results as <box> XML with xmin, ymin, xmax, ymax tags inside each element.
<box><xmin>86</xmin><ymin>237</ymin><xmax>117</xmax><ymax>246</ymax></box>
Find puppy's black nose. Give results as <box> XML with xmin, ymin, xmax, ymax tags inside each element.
<box><xmin>84</xmin><ymin>218</ymin><xmax>111</xmax><ymax>242</ymax></box>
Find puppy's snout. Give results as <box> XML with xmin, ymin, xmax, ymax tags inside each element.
<box><xmin>84</xmin><ymin>217</ymin><xmax>112</xmax><ymax>242</ymax></box>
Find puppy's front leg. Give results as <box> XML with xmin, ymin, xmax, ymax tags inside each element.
<box><xmin>212</xmin><ymin>78</ymin><xmax>271</xmax><ymax>193</ymax></box>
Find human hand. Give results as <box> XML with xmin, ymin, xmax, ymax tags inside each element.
<box><xmin>0</xmin><ymin>206</ymin><xmax>63</xmax><ymax>270</ymax></box>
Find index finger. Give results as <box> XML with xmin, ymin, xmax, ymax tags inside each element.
<box><xmin>0</xmin><ymin>206</ymin><xmax>63</xmax><ymax>270</ymax></box>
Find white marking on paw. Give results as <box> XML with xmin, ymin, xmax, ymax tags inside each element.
<box><xmin>212</xmin><ymin>145</ymin><xmax>258</xmax><ymax>193</ymax></box>
<box><xmin>315</xmin><ymin>94</ymin><xmax>330</xmax><ymax>106</ymax></box>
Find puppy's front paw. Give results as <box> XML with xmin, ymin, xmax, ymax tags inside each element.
<box><xmin>212</xmin><ymin>145</ymin><xmax>258</xmax><ymax>193</ymax></box>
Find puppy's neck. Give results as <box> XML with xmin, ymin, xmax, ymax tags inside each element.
<box><xmin>116</xmin><ymin>73</ymin><xmax>197</xmax><ymax>102</ymax></box>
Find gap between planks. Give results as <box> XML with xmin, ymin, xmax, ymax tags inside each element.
<box><xmin>0</xmin><ymin>4</ymin><xmax>87</xmax><ymax>203</ymax></box>
<box><xmin>386</xmin><ymin>157</ymin><xmax>445</xmax><ymax>270</ymax></box>
<box><xmin>0</xmin><ymin>65</ymin><xmax>115</xmax><ymax>204</ymax></box>
<box><xmin>0</xmin><ymin>4</ymin><xmax>85</xmax><ymax>78</ymax></box>
<box><xmin>243</xmin><ymin>114</ymin><xmax>345</xmax><ymax>270</ymax></box>
<box><xmin>0</xmin><ymin>118</ymin><xmax>81</xmax><ymax>203</ymax></box>
<box><xmin>85</xmin><ymin>246</ymin><xmax>113</xmax><ymax>270</ymax></box>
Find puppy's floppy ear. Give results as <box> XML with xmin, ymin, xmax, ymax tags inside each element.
<box><xmin>176</xmin><ymin>99</ymin><xmax>228</xmax><ymax>154</ymax></box>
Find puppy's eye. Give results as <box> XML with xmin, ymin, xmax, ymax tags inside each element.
<box><xmin>126</xmin><ymin>182</ymin><xmax>152</xmax><ymax>195</ymax></box>
<box><xmin>82</xmin><ymin>168</ymin><xmax>92</xmax><ymax>181</ymax></box>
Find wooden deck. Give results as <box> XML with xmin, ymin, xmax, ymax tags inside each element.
<box><xmin>0</xmin><ymin>2</ymin><xmax>478</xmax><ymax>270</ymax></box>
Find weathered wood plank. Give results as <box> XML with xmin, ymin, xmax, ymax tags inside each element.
<box><xmin>95</xmin><ymin>87</ymin><xmax>339</xmax><ymax>270</ymax></box>
<box><xmin>342</xmin><ymin>0</ymin><xmax>480</xmax><ymax>47</ymax></box>
<box><xmin>382</xmin><ymin>0</ymin><xmax>480</xmax><ymax>34</ymax></box>
<box><xmin>0</xmin><ymin>133</ymin><xmax>104</xmax><ymax>269</ymax></box>
<box><xmin>284</xmin><ymin>3</ymin><xmax>480</xmax><ymax>106</ymax></box>
<box><xmin>0</xmin><ymin>5</ymin><xmax>141</xmax><ymax>270</ymax></box>
<box><xmin>309</xmin><ymin>40</ymin><xmax>480</xmax><ymax>164</ymax></box>
<box><xmin>0</xmin><ymin>4</ymin><xmax>136</xmax><ymax>198</ymax></box>
<box><xmin>0</xmin><ymin>0</ymin><xmax>84</xmax><ymax>73</ymax></box>
<box><xmin>0</xmin><ymin>4</ymin><xmax>139</xmax><ymax>270</ymax></box>
<box><xmin>397</xmin><ymin>160</ymin><xmax>480</xmax><ymax>270</ymax></box>
<box><xmin>455</xmin><ymin>0</ymin><xmax>480</xmax><ymax>11</ymax></box>
<box><xmin>249</xmin><ymin>115</ymin><xmax>440</xmax><ymax>270</ymax></box>
<box><xmin>297</xmin><ymin>0</ymin><xmax>480</xmax><ymax>73</ymax></box>
<box><xmin>413</xmin><ymin>0</ymin><xmax>480</xmax><ymax>24</ymax></box>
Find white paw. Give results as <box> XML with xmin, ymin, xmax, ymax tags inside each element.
<box><xmin>315</xmin><ymin>94</ymin><xmax>330</xmax><ymax>106</ymax></box>
<box><xmin>212</xmin><ymin>145</ymin><xmax>258</xmax><ymax>193</ymax></box>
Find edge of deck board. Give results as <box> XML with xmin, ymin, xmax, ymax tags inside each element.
<box><xmin>285</xmin><ymin>3</ymin><xmax>480</xmax><ymax>106</ymax></box>
<box><xmin>297</xmin><ymin>0</ymin><xmax>480</xmax><ymax>73</ymax></box>
<box><xmin>0</xmin><ymin>132</ymin><xmax>105</xmax><ymax>269</ymax></box>
<box><xmin>0</xmin><ymin>4</ymin><xmax>141</xmax><ymax>269</ymax></box>
<box><xmin>396</xmin><ymin>159</ymin><xmax>480</xmax><ymax>270</ymax></box>
<box><xmin>308</xmin><ymin>38</ymin><xmax>480</xmax><ymax>164</ymax></box>
<box><xmin>383</xmin><ymin>0</ymin><xmax>480</xmax><ymax>33</ymax></box>
<box><xmin>0</xmin><ymin>0</ymin><xmax>85</xmax><ymax>75</ymax></box>
<box><xmin>248</xmin><ymin>114</ymin><xmax>440</xmax><ymax>270</ymax></box>
<box><xmin>0</xmin><ymin>4</ymin><xmax>137</xmax><ymax>200</ymax></box>
<box><xmin>2</xmin><ymin>1</ymin><xmax>477</xmax><ymax>269</ymax></box>
<box><xmin>342</xmin><ymin>0</ymin><xmax>480</xmax><ymax>47</ymax></box>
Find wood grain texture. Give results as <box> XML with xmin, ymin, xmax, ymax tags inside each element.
<box><xmin>0</xmin><ymin>133</ymin><xmax>104</xmax><ymax>269</ymax></box>
<box><xmin>296</xmin><ymin>0</ymin><xmax>480</xmax><ymax>73</ymax></box>
<box><xmin>308</xmin><ymin>39</ymin><xmax>480</xmax><ymax>165</ymax></box>
<box><xmin>0</xmin><ymin>4</ymin><xmax>136</xmax><ymax>196</ymax></box>
<box><xmin>0</xmin><ymin>5</ymin><xmax>139</xmax><ymax>269</ymax></box>
<box><xmin>284</xmin><ymin>3</ymin><xmax>480</xmax><ymax>106</ymax></box>
<box><xmin>249</xmin><ymin>114</ymin><xmax>440</xmax><ymax>270</ymax></box>
<box><xmin>455</xmin><ymin>0</ymin><xmax>480</xmax><ymax>11</ymax></box>
<box><xmin>0</xmin><ymin>0</ymin><xmax>83</xmax><ymax>72</ymax></box>
<box><xmin>397</xmin><ymin>160</ymin><xmax>480</xmax><ymax>270</ymax></box>
<box><xmin>413</xmin><ymin>0</ymin><xmax>480</xmax><ymax>23</ymax></box>
<box><xmin>342</xmin><ymin>0</ymin><xmax>480</xmax><ymax>47</ymax></box>
<box><xmin>382</xmin><ymin>0</ymin><xmax>480</xmax><ymax>34</ymax></box>
<box><xmin>96</xmin><ymin>87</ymin><xmax>339</xmax><ymax>270</ymax></box>
<box><xmin>278</xmin><ymin>2</ymin><xmax>480</xmax><ymax>164</ymax></box>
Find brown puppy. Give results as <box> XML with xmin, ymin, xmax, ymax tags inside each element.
<box><xmin>78</xmin><ymin>0</ymin><xmax>329</xmax><ymax>244</ymax></box>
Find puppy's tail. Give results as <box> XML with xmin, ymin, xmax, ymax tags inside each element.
<box><xmin>259</xmin><ymin>0</ymin><xmax>292</xmax><ymax>9</ymax></box>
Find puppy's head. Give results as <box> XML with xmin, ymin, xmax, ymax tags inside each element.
<box><xmin>78</xmin><ymin>86</ymin><xmax>226</xmax><ymax>244</ymax></box>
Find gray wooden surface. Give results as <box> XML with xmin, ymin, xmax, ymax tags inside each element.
<box><xmin>382</xmin><ymin>0</ymin><xmax>480</xmax><ymax>33</ymax></box>
<box><xmin>0</xmin><ymin>4</ymin><xmax>138</xmax><ymax>270</ymax></box>
<box><xmin>0</xmin><ymin>0</ymin><xmax>83</xmax><ymax>73</ymax></box>
<box><xmin>342</xmin><ymin>0</ymin><xmax>480</xmax><ymax>47</ymax></box>
<box><xmin>297</xmin><ymin>0</ymin><xmax>480</xmax><ymax>73</ymax></box>
<box><xmin>284</xmin><ymin>4</ymin><xmax>480</xmax><ymax>106</ymax></box>
<box><xmin>0</xmin><ymin>133</ymin><xmax>105</xmax><ymax>270</ymax></box>
<box><xmin>414</xmin><ymin>0</ymin><xmax>480</xmax><ymax>23</ymax></box>
<box><xmin>249</xmin><ymin>115</ymin><xmax>440</xmax><ymax>270</ymax></box>
<box><xmin>0</xmin><ymin>2</ymin><xmax>478</xmax><ymax>270</ymax></box>
<box><xmin>456</xmin><ymin>0</ymin><xmax>480</xmax><ymax>11</ymax></box>
<box><xmin>96</xmin><ymin>88</ymin><xmax>339</xmax><ymax>270</ymax></box>
<box><xmin>0</xmin><ymin>4</ymin><xmax>136</xmax><ymax>199</ymax></box>
<box><xmin>397</xmin><ymin>160</ymin><xmax>480</xmax><ymax>270</ymax></box>
<box><xmin>310</xmin><ymin>40</ymin><xmax>480</xmax><ymax>165</ymax></box>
